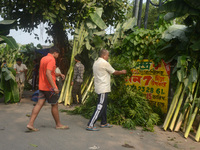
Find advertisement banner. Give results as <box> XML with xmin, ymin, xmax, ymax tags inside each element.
<box><xmin>125</xmin><ymin>59</ymin><xmax>170</xmax><ymax>113</ymax></box>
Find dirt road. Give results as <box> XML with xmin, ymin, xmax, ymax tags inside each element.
<box><xmin>0</xmin><ymin>91</ymin><xmax>199</xmax><ymax>150</ymax></box>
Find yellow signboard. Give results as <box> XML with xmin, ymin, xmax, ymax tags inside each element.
<box><xmin>125</xmin><ymin>59</ymin><xmax>170</xmax><ymax>113</ymax></box>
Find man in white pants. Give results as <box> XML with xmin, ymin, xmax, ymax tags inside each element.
<box><xmin>86</xmin><ymin>49</ymin><xmax>127</xmax><ymax>131</ymax></box>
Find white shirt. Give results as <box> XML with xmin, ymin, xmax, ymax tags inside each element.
<box><xmin>93</xmin><ymin>57</ymin><xmax>115</xmax><ymax>94</ymax></box>
<box><xmin>55</xmin><ymin>67</ymin><xmax>61</xmax><ymax>81</ymax></box>
<box><xmin>14</xmin><ymin>63</ymin><xmax>27</xmax><ymax>82</ymax></box>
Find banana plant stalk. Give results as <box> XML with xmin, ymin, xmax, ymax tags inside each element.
<box><xmin>182</xmin><ymin>106</ymin><xmax>191</xmax><ymax>132</ymax></box>
<box><xmin>58</xmin><ymin>22</ymin><xmax>87</xmax><ymax>105</ymax></box>
<box><xmin>82</xmin><ymin>77</ymin><xmax>94</xmax><ymax>104</ymax></box>
<box><xmin>81</xmin><ymin>75</ymin><xmax>91</xmax><ymax>94</ymax></box>
<box><xmin>184</xmin><ymin>80</ymin><xmax>200</xmax><ymax>138</ymax></box>
<box><xmin>174</xmin><ymin>82</ymin><xmax>196</xmax><ymax>131</ymax></box>
<box><xmin>174</xmin><ymin>94</ymin><xmax>190</xmax><ymax>132</ymax></box>
<box><xmin>184</xmin><ymin>105</ymin><xmax>199</xmax><ymax>138</ymax></box>
<box><xmin>169</xmin><ymin>87</ymin><xmax>186</xmax><ymax>131</ymax></box>
<box><xmin>163</xmin><ymin>82</ymin><xmax>183</xmax><ymax>130</ymax></box>
<box><xmin>195</xmin><ymin>122</ymin><xmax>200</xmax><ymax>142</ymax></box>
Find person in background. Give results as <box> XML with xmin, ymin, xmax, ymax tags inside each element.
<box><xmin>32</xmin><ymin>59</ymin><xmax>39</xmax><ymax>91</ymax></box>
<box><xmin>55</xmin><ymin>66</ymin><xmax>65</xmax><ymax>92</ymax></box>
<box><xmin>27</xmin><ymin>46</ymin><xmax>68</xmax><ymax>131</ymax></box>
<box><xmin>14</xmin><ymin>58</ymin><xmax>28</xmax><ymax>100</ymax></box>
<box><xmin>71</xmin><ymin>54</ymin><xmax>85</xmax><ymax>105</ymax></box>
<box><xmin>86</xmin><ymin>49</ymin><xmax>127</xmax><ymax>131</ymax></box>
<box><xmin>1</xmin><ymin>60</ymin><xmax>7</xmax><ymax>68</ymax></box>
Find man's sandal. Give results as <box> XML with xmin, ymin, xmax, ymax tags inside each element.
<box><xmin>86</xmin><ymin>127</ymin><xmax>99</xmax><ymax>131</ymax></box>
<box><xmin>27</xmin><ymin>126</ymin><xmax>39</xmax><ymax>132</ymax></box>
<box><xmin>100</xmin><ymin>123</ymin><xmax>113</xmax><ymax>128</ymax></box>
<box><xmin>56</xmin><ymin>125</ymin><xmax>69</xmax><ymax>130</ymax></box>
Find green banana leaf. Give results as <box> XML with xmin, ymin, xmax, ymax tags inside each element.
<box><xmin>161</xmin><ymin>0</ymin><xmax>200</xmax><ymax>17</ymax></box>
<box><xmin>122</xmin><ymin>18</ymin><xmax>136</xmax><ymax>31</ymax></box>
<box><xmin>0</xmin><ymin>67</ymin><xmax>19</xmax><ymax>103</ymax></box>
<box><xmin>0</xmin><ymin>35</ymin><xmax>19</xmax><ymax>49</ymax></box>
<box><xmin>89</xmin><ymin>12</ymin><xmax>107</xmax><ymax>30</ymax></box>
<box><xmin>0</xmin><ymin>20</ymin><xmax>16</xmax><ymax>36</ymax></box>
<box><xmin>162</xmin><ymin>25</ymin><xmax>188</xmax><ymax>42</ymax></box>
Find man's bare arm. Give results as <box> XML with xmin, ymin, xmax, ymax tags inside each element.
<box><xmin>113</xmin><ymin>70</ymin><xmax>127</xmax><ymax>75</ymax></box>
<box><xmin>46</xmin><ymin>69</ymin><xmax>59</xmax><ymax>93</ymax></box>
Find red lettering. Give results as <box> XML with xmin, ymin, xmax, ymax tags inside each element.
<box><xmin>146</xmin><ymin>93</ymin><xmax>152</xmax><ymax>100</ymax></box>
<box><xmin>153</xmin><ymin>63</ymin><xmax>161</xmax><ymax>70</ymax></box>
<box><xmin>130</xmin><ymin>76</ymin><xmax>142</xmax><ymax>84</ymax></box>
<box><xmin>143</xmin><ymin>76</ymin><xmax>153</xmax><ymax>86</ymax></box>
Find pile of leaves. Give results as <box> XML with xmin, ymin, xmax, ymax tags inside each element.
<box><xmin>63</xmin><ymin>56</ymin><xmax>160</xmax><ymax>131</ymax></box>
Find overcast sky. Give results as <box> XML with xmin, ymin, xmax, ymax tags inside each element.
<box><xmin>8</xmin><ymin>23</ymin><xmax>52</xmax><ymax>46</ymax></box>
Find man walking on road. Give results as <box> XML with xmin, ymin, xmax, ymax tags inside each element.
<box><xmin>27</xmin><ymin>46</ymin><xmax>68</xmax><ymax>131</ymax></box>
<box><xmin>86</xmin><ymin>49</ymin><xmax>127</xmax><ymax>131</ymax></box>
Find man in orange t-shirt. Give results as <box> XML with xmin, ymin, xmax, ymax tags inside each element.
<box><xmin>27</xmin><ymin>46</ymin><xmax>68</xmax><ymax>131</ymax></box>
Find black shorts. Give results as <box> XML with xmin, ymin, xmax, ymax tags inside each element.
<box><xmin>38</xmin><ymin>90</ymin><xmax>59</xmax><ymax>104</ymax></box>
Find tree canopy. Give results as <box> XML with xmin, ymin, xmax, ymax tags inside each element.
<box><xmin>0</xmin><ymin>0</ymin><xmax>130</xmax><ymax>43</ymax></box>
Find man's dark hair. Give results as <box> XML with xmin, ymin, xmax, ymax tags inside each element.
<box><xmin>99</xmin><ymin>49</ymin><xmax>108</xmax><ymax>57</ymax></box>
<box><xmin>16</xmin><ymin>58</ymin><xmax>22</xmax><ymax>62</ymax></box>
<box><xmin>74</xmin><ymin>54</ymin><xmax>81</xmax><ymax>61</ymax></box>
<box><xmin>3</xmin><ymin>60</ymin><xmax>6</xmax><ymax>63</ymax></box>
<box><xmin>49</xmin><ymin>46</ymin><xmax>60</xmax><ymax>54</ymax></box>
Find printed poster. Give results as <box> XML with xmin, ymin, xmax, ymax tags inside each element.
<box><xmin>125</xmin><ymin>59</ymin><xmax>170</xmax><ymax>113</ymax></box>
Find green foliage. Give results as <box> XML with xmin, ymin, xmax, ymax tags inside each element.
<box><xmin>0</xmin><ymin>44</ymin><xmax>21</xmax><ymax>67</ymax></box>
<box><xmin>113</xmin><ymin>28</ymin><xmax>164</xmax><ymax>66</ymax></box>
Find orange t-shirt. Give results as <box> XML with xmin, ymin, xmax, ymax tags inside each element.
<box><xmin>39</xmin><ymin>53</ymin><xmax>57</xmax><ymax>91</ymax></box>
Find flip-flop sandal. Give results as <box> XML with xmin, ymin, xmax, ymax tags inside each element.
<box><xmin>27</xmin><ymin>126</ymin><xmax>39</xmax><ymax>132</ymax></box>
<box><xmin>100</xmin><ymin>123</ymin><xmax>113</xmax><ymax>128</ymax></box>
<box><xmin>56</xmin><ymin>125</ymin><xmax>69</xmax><ymax>130</ymax></box>
<box><xmin>86</xmin><ymin>127</ymin><xmax>99</xmax><ymax>131</ymax></box>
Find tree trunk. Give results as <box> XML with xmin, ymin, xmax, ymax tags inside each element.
<box><xmin>144</xmin><ymin>0</ymin><xmax>150</xmax><ymax>29</ymax></box>
<box><xmin>133</xmin><ymin>0</ymin><xmax>139</xmax><ymax>25</ymax></box>
<box><xmin>137</xmin><ymin>0</ymin><xmax>143</xmax><ymax>28</ymax></box>
<box><xmin>51</xmin><ymin>21</ymin><xmax>71</xmax><ymax>75</ymax></box>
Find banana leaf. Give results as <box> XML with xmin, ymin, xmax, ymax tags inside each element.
<box><xmin>89</xmin><ymin>12</ymin><xmax>107</xmax><ymax>30</ymax></box>
<box><xmin>0</xmin><ymin>67</ymin><xmax>19</xmax><ymax>103</ymax></box>
<box><xmin>0</xmin><ymin>35</ymin><xmax>19</xmax><ymax>49</ymax></box>
<box><xmin>162</xmin><ymin>25</ymin><xmax>188</xmax><ymax>42</ymax></box>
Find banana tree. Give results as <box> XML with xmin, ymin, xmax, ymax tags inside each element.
<box><xmin>0</xmin><ymin>19</ymin><xmax>20</xmax><ymax>103</ymax></box>
<box><xmin>0</xmin><ymin>20</ymin><xmax>18</xmax><ymax>49</ymax></box>
<box><xmin>160</xmin><ymin>0</ymin><xmax>200</xmax><ymax>141</ymax></box>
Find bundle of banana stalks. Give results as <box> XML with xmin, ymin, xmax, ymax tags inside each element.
<box><xmin>163</xmin><ymin>58</ymin><xmax>200</xmax><ymax>142</ymax></box>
